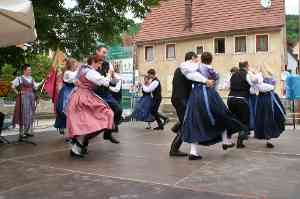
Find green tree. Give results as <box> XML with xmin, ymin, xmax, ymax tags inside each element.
<box><xmin>0</xmin><ymin>0</ymin><xmax>160</xmax><ymax>68</ymax></box>
<box><xmin>286</xmin><ymin>15</ymin><xmax>299</xmax><ymax>45</ymax></box>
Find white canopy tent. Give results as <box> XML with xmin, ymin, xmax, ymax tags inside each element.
<box><xmin>0</xmin><ymin>0</ymin><xmax>36</xmax><ymax>48</ymax></box>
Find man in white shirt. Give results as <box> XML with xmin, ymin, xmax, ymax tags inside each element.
<box><xmin>143</xmin><ymin>69</ymin><xmax>169</xmax><ymax>130</ymax></box>
<box><xmin>169</xmin><ymin>51</ymin><xmax>214</xmax><ymax>157</ymax></box>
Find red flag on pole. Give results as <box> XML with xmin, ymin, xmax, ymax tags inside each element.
<box><xmin>42</xmin><ymin>67</ymin><xmax>58</xmax><ymax>104</ymax></box>
<box><xmin>41</xmin><ymin>50</ymin><xmax>63</xmax><ymax>106</ymax></box>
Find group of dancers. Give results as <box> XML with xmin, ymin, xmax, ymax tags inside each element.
<box><xmin>9</xmin><ymin>47</ymin><xmax>286</xmax><ymax>160</ymax></box>
<box><xmin>54</xmin><ymin>46</ymin><xmax>123</xmax><ymax>157</ymax></box>
<box><xmin>134</xmin><ymin>51</ymin><xmax>286</xmax><ymax>160</ymax></box>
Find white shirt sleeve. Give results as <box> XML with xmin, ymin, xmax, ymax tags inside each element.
<box><xmin>254</xmin><ymin>73</ymin><xmax>274</xmax><ymax>92</ymax></box>
<box><xmin>257</xmin><ymin>83</ymin><xmax>274</xmax><ymax>92</ymax></box>
<box><xmin>11</xmin><ymin>77</ymin><xmax>21</xmax><ymax>89</ymax></box>
<box><xmin>109</xmin><ymin>63</ymin><xmax>114</xmax><ymax>71</ymax></box>
<box><xmin>109</xmin><ymin>79</ymin><xmax>122</xmax><ymax>93</ymax></box>
<box><xmin>142</xmin><ymin>80</ymin><xmax>159</xmax><ymax>93</ymax></box>
<box><xmin>63</xmin><ymin>71</ymin><xmax>78</xmax><ymax>83</ymax></box>
<box><xmin>246</xmin><ymin>73</ymin><xmax>258</xmax><ymax>86</ymax></box>
<box><xmin>179</xmin><ymin>62</ymin><xmax>208</xmax><ymax>83</ymax></box>
<box><xmin>33</xmin><ymin>80</ymin><xmax>43</xmax><ymax>90</ymax></box>
<box><xmin>85</xmin><ymin>69</ymin><xmax>110</xmax><ymax>87</ymax></box>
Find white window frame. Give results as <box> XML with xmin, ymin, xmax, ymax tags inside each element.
<box><xmin>234</xmin><ymin>35</ymin><xmax>247</xmax><ymax>54</ymax></box>
<box><xmin>165</xmin><ymin>43</ymin><xmax>176</xmax><ymax>60</ymax></box>
<box><xmin>255</xmin><ymin>33</ymin><xmax>270</xmax><ymax>53</ymax></box>
<box><xmin>214</xmin><ymin>37</ymin><xmax>226</xmax><ymax>55</ymax></box>
<box><xmin>144</xmin><ymin>45</ymin><xmax>155</xmax><ymax>62</ymax></box>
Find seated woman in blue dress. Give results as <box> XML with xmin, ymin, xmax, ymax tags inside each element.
<box><xmin>132</xmin><ymin>75</ymin><xmax>155</xmax><ymax>128</ymax></box>
<box><xmin>254</xmin><ymin>66</ymin><xmax>286</xmax><ymax>148</ymax></box>
<box><xmin>182</xmin><ymin>52</ymin><xmax>246</xmax><ymax>160</ymax></box>
<box><xmin>54</xmin><ymin>58</ymin><xmax>79</xmax><ymax>136</ymax></box>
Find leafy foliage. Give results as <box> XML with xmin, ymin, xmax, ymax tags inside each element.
<box><xmin>0</xmin><ymin>0</ymin><xmax>160</xmax><ymax>69</ymax></box>
<box><xmin>31</xmin><ymin>0</ymin><xmax>159</xmax><ymax>59</ymax></box>
<box><xmin>0</xmin><ymin>55</ymin><xmax>52</xmax><ymax>82</ymax></box>
<box><xmin>0</xmin><ymin>64</ymin><xmax>16</xmax><ymax>82</ymax></box>
<box><xmin>286</xmin><ymin>15</ymin><xmax>299</xmax><ymax>45</ymax></box>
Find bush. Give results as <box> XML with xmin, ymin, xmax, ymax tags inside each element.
<box><xmin>0</xmin><ymin>64</ymin><xmax>15</xmax><ymax>82</ymax></box>
<box><xmin>26</xmin><ymin>54</ymin><xmax>52</xmax><ymax>82</ymax></box>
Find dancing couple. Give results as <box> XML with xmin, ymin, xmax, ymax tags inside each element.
<box><xmin>170</xmin><ymin>52</ymin><xmax>248</xmax><ymax>160</ymax></box>
<box><xmin>132</xmin><ymin>69</ymin><xmax>169</xmax><ymax>130</ymax></box>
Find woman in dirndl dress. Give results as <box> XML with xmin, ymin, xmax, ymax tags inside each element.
<box><xmin>254</xmin><ymin>67</ymin><xmax>286</xmax><ymax>148</ymax></box>
<box><xmin>182</xmin><ymin>52</ymin><xmax>246</xmax><ymax>160</ymax></box>
<box><xmin>54</xmin><ymin>58</ymin><xmax>79</xmax><ymax>136</ymax></box>
<box><xmin>66</xmin><ymin>56</ymin><xmax>114</xmax><ymax>158</ymax></box>
<box><xmin>132</xmin><ymin>76</ymin><xmax>155</xmax><ymax>128</ymax></box>
<box><xmin>12</xmin><ymin>64</ymin><xmax>43</xmax><ymax>138</ymax></box>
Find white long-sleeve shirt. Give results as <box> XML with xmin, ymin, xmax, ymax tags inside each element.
<box><xmin>179</xmin><ymin>61</ymin><xmax>208</xmax><ymax>83</ymax></box>
<box><xmin>142</xmin><ymin>80</ymin><xmax>159</xmax><ymax>93</ymax></box>
<box><xmin>11</xmin><ymin>76</ymin><xmax>42</xmax><ymax>90</ymax></box>
<box><xmin>109</xmin><ymin>79</ymin><xmax>122</xmax><ymax>93</ymax></box>
<box><xmin>255</xmin><ymin>73</ymin><xmax>275</xmax><ymax>93</ymax></box>
<box><xmin>63</xmin><ymin>70</ymin><xmax>78</xmax><ymax>83</ymax></box>
<box><xmin>82</xmin><ymin>67</ymin><xmax>110</xmax><ymax>87</ymax></box>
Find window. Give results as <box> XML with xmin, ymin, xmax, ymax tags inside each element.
<box><xmin>256</xmin><ymin>34</ymin><xmax>269</xmax><ymax>52</ymax></box>
<box><xmin>196</xmin><ymin>46</ymin><xmax>203</xmax><ymax>55</ymax></box>
<box><xmin>235</xmin><ymin>36</ymin><xmax>247</xmax><ymax>53</ymax></box>
<box><xmin>145</xmin><ymin>46</ymin><xmax>154</xmax><ymax>61</ymax></box>
<box><xmin>166</xmin><ymin>44</ymin><xmax>176</xmax><ymax>59</ymax></box>
<box><xmin>214</xmin><ymin>38</ymin><xmax>225</xmax><ymax>54</ymax></box>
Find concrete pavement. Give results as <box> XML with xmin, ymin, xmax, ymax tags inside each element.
<box><xmin>0</xmin><ymin>122</ymin><xmax>299</xmax><ymax>199</ymax></box>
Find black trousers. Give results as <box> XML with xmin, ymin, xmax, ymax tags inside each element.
<box><xmin>227</xmin><ymin>97</ymin><xmax>250</xmax><ymax>130</ymax></box>
<box><xmin>170</xmin><ymin>98</ymin><xmax>187</xmax><ymax>152</ymax></box>
<box><xmin>0</xmin><ymin>112</ymin><xmax>4</xmax><ymax>135</ymax></box>
<box><xmin>98</xmin><ymin>93</ymin><xmax>123</xmax><ymax>138</ymax></box>
<box><xmin>151</xmin><ymin>98</ymin><xmax>167</xmax><ymax>127</ymax></box>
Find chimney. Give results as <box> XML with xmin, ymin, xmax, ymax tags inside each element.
<box><xmin>184</xmin><ymin>0</ymin><xmax>192</xmax><ymax>31</ymax></box>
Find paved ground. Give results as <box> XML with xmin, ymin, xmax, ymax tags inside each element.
<box><xmin>0</xmin><ymin>122</ymin><xmax>300</xmax><ymax>199</ymax></box>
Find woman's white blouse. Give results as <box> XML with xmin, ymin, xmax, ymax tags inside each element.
<box><xmin>63</xmin><ymin>70</ymin><xmax>78</xmax><ymax>83</ymax></box>
<box><xmin>11</xmin><ymin>76</ymin><xmax>42</xmax><ymax>90</ymax></box>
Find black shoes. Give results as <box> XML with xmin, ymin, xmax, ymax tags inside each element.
<box><xmin>103</xmin><ymin>132</ymin><xmax>120</xmax><ymax>144</ymax></box>
<box><xmin>169</xmin><ymin>150</ymin><xmax>188</xmax><ymax>157</ymax></box>
<box><xmin>236</xmin><ymin>131</ymin><xmax>248</xmax><ymax>149</ymax></box>
<box><xmin>24</xmin><ymin>133</ymin><xmax>34</xmax><ymax>137</ymax></box>
<box><xmin>266</xmin><ymin>142</ymin><xmax>274</xmax><ymax>148</ymax></box>
<box><xmin>59</xmin><ymin>129</ymin><xmax>65</xmax><ymax>135</ymax></box>
<box><xmin>236</xmin><ymin>138</ymin><xmax>246</xmax><ymax>149</ymax></box>
<box><xmin>163</xmin><ymin>118</ymin><xmax>170</xmax><ymax>126</ymax></box>
<box><xmin>70</xmin><ymin>150</ymin><xmax>84</xmax><ymax>158</ymax></box>
<box><xmin>188</xmin><ymin>154</ymin><xmax>203</xmax><ymax>160</ymax></box>
<box><xmin>222</xmin><ymin>143</ymin><xmax>235</xmax><ymax>150</ymax></box>
<box><xmin>153</xmin><ymin>126</ymin><xmax>164</xmax><ymax>130</ymax></box>
<box><xmin>171</xmin><ymin>122</ymin><xmax>181</xmax><ymax>133</ymax></box>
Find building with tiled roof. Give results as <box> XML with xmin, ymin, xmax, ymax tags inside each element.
<box><xmin>135</xmin><ymin>0</ymin><xmax>287</xmax><ymax>97</ymax></box>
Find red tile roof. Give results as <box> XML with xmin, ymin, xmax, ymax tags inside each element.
<box><xmin>135</xmin><ymin>0</ymin><xmax>285</xmax><ymax>43</ymax></box>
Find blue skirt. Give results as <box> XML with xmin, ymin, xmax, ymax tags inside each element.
<box><xmin>54</xmin><ymin>83</ymin><xmax>74</xmax><ymax>129</ymax></box>
<box><xmin>132</xmin><ymin>94</ymin><xmax>155</xmax><ymax>122</ymax></box>
<box><xmin>182</xmin><ymin>84</ymin><xmax>245</xmax><ymax>145</ymax></box>
<box><xmin>249</xmin><ymin>94</ymin><xmax>257</xmax><ymax>130</ymax></box>
<box><xmin>254</xmin><ymin>92</ymin><xmax>286</xmax><ymax>140</ymax></box>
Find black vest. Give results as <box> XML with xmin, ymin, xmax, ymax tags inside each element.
<box><xmin>229</xmin><ymin>69</ymin><xmax>250</xmax><ymax>98</ymax></box>
<box><xmin>151</xmin><ymin>78</ymin><xmax>162</xmax><ymax>101</ymax></box>
<box><xmin>94</xmin><ymin>61</ymin><xmax>110</xmax><ymax>96</ymax></box>
<box><xmin>171</xmin><ymin>68</ymin><xmax>193</xmax><ymax>101</ymax></box>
